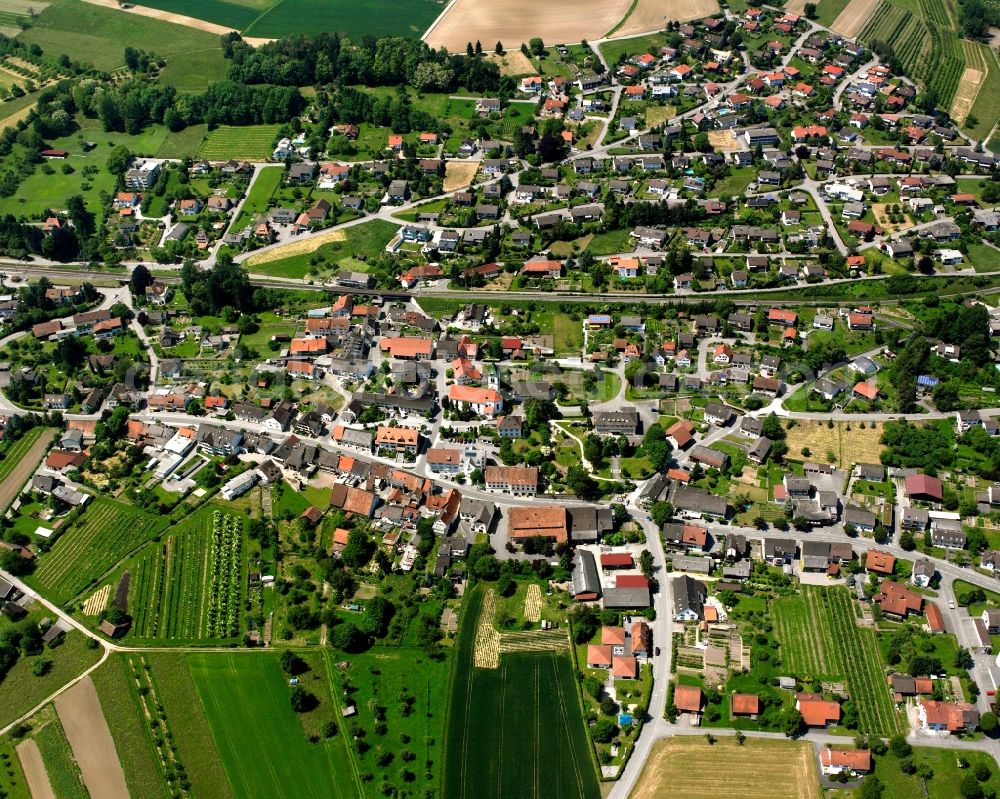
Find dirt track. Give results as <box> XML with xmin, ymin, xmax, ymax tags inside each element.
<box><xmin>613</xmin><ymin>0</ymin><xmax>719</xmax><ymax>37</ymax></box>
<box><xmin>54</xmin><ymin>677</ymin><xmax>129</xmax><ymax>799</ymax></box>
<box><xmin>830</xmin><ymin>0</ymin><xmax>880</xmax><ymax>37</ymax></box>
<box><xmin>424</xmin><ymin>0</ymin><xmax>631</xmax><ymax>50</ymax></box>
<box><xmin>0</xmin><ymin>429</ymin><xmax>55</xmax><ymax>513</ymax></box>
<box><xmin>16</xmin><ymin>739</ymin><xmax>56</xmax><ymax>799</ymax></box>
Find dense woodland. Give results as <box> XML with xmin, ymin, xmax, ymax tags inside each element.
<box><xmin>223</xmin><ymin>33</ymin><xmax>503</xmax><ymax>94</ymax></box>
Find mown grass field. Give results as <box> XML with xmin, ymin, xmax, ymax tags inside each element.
<box><xmin>91</xmin><ymin>654</ymin><xmax>170</xmax><ymax>799</ymax></box>
<box><xmin>598</xmin><ymin>32</ymin><xmax>667</xmax><ymax>67</ymax></box>
<box><xmin>32</xmin><ymin>497</ymin><xmax>169</xmax><ymax>603</ymax></box>
<box><xmin>134</xmin><ymin>0</ymin><xmax>259</xmax><ymax>28</ymax></box>
<box><xmin>243</xmin><ymin>0</ymin><xmax>441</xmax><ymax>38</ymax></box>
<box><xmin>197</xmin><ymin>124</ymin><xmax>281</xmax><ymax>160</ymax></box>
<box><xmin>246</xmin><ymin>218</ymin><xmax>400</xmax><ymax>278</ymax></box>
<box><xmin>443</xmin><ymin>586</ymin><xmax>600</xmax><ymax>799</ymax></box>
<box><xmin>147</xmin><ymin>653</ymin><xmax>233</xmax><ymax>798</ymax></box>
<box><xmin>0</xmin><ymin>633</ymin><xmax>101</xmax><ymax>729</ymax></box>
<box><xmin>0</xmin><ymin>738</ymin><xmax>30</xmax><ymax>799</ymax></box>
<box><xmin>814</xmin><ymin>0</ymin><xmax>852</xmax><ymax>26</ymax></box>
<box><xmin>230</xmin><ymin>164</ymin><xmax>283</xmax><ymax>230</ymax></box>
<box><xmin>17</xmin><ymin>0</ymin><xmax>228</xmax><ymax>90</ymax></box>
<box><xmin>188</xmin><ymin>653</ymin><xmax>359</xmax><ymax>799</ymax></box>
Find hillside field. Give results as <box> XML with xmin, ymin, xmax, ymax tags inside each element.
<box><xmin>17</xmin><ymin>0</ymin><xmax>228</xmax><ymax>90</ymax></box>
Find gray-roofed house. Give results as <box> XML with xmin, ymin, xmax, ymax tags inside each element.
<box><xmin>572</xmin><ymin>549</ymin><xmax>601</xmax><ymax>600</ymax></box>
<box><xmin>673</xmin><ymin>575</ymin><xmax>707</xmax><ymax>621</ymax></box>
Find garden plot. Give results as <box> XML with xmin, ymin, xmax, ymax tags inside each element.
<box><xmin>129</xmin><ymin>506</ymin><xmax>245</xmax><ymax>642</ymax></box>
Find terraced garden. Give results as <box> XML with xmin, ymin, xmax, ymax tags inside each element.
<box><xmin>32</xmin><ymin>498</ymin><xmax>168</xmax><ymax>603</ymax></box>
<box><xmin>129</xmin><ymin>506</ymin><xmax>246</xmax><ymax>643</ymax></box>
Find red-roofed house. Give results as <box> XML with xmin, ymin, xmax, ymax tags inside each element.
<box><xmin>613</xmin><ymin>655</ymin><xmax>639</xmax><ymax>679</ymax></box>
<box><xmin>820</xmin><ymin>749</ymin><xmax>872</xmax><ymax>776</ymax></box>
<box><xmin>587</xmin><ymin>645</ymin><xmax>613</xmax><ymax>668</ymax></box>
<box><xmin>768</xmin><ymin>308</ymin><xmax>797</xmax><ymax>327</ymax></box>
<box><xmin>918</xmin><ymin>700</ymin><xmax>979</xmax><ymax>733</ymax></box>
<box><xmin>866</xmin><ymin>549</ymin><xmax>895</xmax><ymax>575</ymax></box>
<box><xmin>616</xmin><ymin>574</ymin><xmax>650</xmax><ymax>589</ymax></box>
<box><xmin>601</xmin><ymin>553</ymin><xmax>635</xmax><ymax>569</ymax></box>
<box><xmin>853</xmin><ymin>381</ymin><xmax>880</xmax><ymax>401</ymax></box>
<box><xmin>731</xmin><ymin>693</ymin><xmax>760</xmax><ymax>719</ymax></box>
<box><xmin>905</xmin><ymin>473</ymin><xmax>943</xmax><ymax>502</ymax></box>
<box><xmin>674</xmin><ymin>685</ymin><xmax>703</xmax><ymax>714</ymax></box>
<box><xmin>796</xmin><ymin>694</ymin><xmax>841</xmax><ymax>727</ymax></box>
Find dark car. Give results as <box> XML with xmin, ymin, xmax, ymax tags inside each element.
<box><xmin>654</xmin><ymin>647</ymin><xmax>661</xmax><ymax>656</ymax></box>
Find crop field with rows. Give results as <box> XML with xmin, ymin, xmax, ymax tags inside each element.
<box><xmin>33</xmin><ymin>498</ymin><xmax>168</xmax><ymax>603</ymax></box>
<box><xmin>443</xmin><ymin>586</ymin><xmax>600</xmax><ymax>799</ymax></box>
<box><xmin>825</xmin><ymin>588</ymin><xmax>905</xmax><ymax>735</ymax></box>
<box><xmin>859</xmin><ymin>0</ymin><xmax>965</xmax><ymax>107</ymax></box>
<box><xmin>129</xmin><ymin>506</ymin><xmax>246</xmax><ymax>643</ymax></box>
<box><xmin>772</xmin><ymin>587</ymin><xmax>845</xmax><ymax>679</ymax></box>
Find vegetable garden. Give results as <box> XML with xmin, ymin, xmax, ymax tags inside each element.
<box><xmin>129</xmin><ymin>506</ymin><xmax>245</xmax><ymax>642</ymax></box>
<box><xmin>33</xmin><ymin>498</ymin><xmax>167</xmax><ymax>603</ymax></box>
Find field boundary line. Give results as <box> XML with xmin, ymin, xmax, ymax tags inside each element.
<box><xmin>604</xmin><ymin>0</ymin><xmax>639</xmax><ymax>38</ymax></box>
<box><xmin>550</xmin><ymin>655</ymin><xmax>586</xmax><ymax>798</ymax></box>
<box><xmin>420</xmin><ymin>0</ymin><xmax>460</xmax><ymax>42</ymax></box>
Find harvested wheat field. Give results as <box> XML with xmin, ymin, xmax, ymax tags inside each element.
<box><xmin>872</xmin><ymin>204</ymin><xmax>913</xmax><ymax>234</ymax></box>
<box><xmin>523</xmin><ymin>584</ymin><xmax>542</xmax><ymax>623</ymax></box>
<box><xmin>54</xmin><ymin>677</ymin><xmax>129</xmax><ymax>799</ymax></box>
<box><xmin>785</xmin><ymin>420</ymin><xmax>884</xmax><ymax>469</ymax></box>
<box><xmin>82</xmin><ymin>585</ymin><xmax>110</xmax><ymax>616</ymax></box>
<box><xmin>708</xmin><ymin>130</ymin><xmax>746</xmax><ymax>152</ymax></box>
<box><xmin>783</xmin><ymin>0</ymin><xmax>809</xmax><ymax>12</ymax></box>
<box><xmin>444</xmin><ymin>160</ymin><xmax>479</xmax><ymax>192</ymax></box>
<box><xmin>16</xmin><ymin>739</ymin><xmax>55</xmax><ymax>799</ymax></box>
<box><xmin>486</xmin><ymin>50</ymin><xmax>535</xmax><ymax>76</ymax></box>
<box><xmin>630</xmin><ymin>737</ymin><xmax>819</xmax><ymax>799</ymax></box>
<box><xmin>613</xmin><ymin>0</ymin><xmax>719</xmax><ymax>37</ymax></box>
<box><xmin>245</xmin><ymin>228</ymin><xmax>346</xmax><ymax>267</ymax></box>
<box><xmin>830</xmin><ymin>0</ymin><xmax>880</xmax><ymax>37</ymax></box>
<box><xmin>424</xmin><ymin>0</ymin><xmax>631</xmax><ymax>52</ymax></box>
